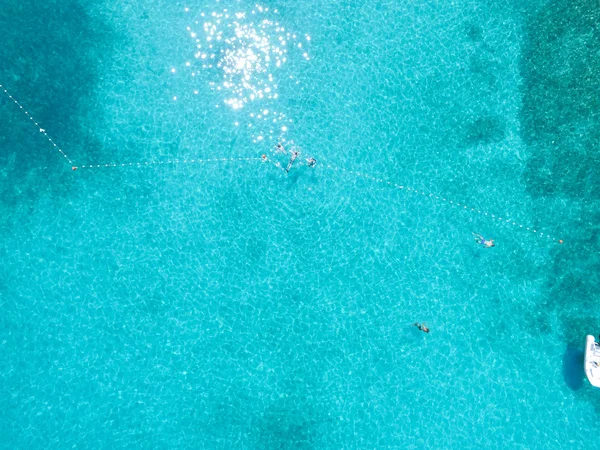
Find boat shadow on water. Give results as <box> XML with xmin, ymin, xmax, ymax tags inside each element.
<box><xmin>562</xmin><ymin>345</ymin><xmax>585</xmax><ymax>391</ymax></box>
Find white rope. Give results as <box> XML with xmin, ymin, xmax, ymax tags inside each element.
<box><xmin>0</xmin><ymin>83</ymin><xmax>563</xmax><ymax>244</ymax></box>
<box><xmin>323</xmin><ymin>163</ymin><xmax>564</xmax><ymax>244</ymax></box>
<box><xmin>0</xmin><ymin>84</ymin><xmax>73</xmax><ymax>164</ymax></box>
<box><xmin>75</xmin><ymin>157</ymin><xmax>262</xmax><ymax>170</ymax></box>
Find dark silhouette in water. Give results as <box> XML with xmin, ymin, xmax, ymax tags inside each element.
<box><xmin>562</xmin><ymin>346</ymin><xmax>584</xmax><ymax>391</ymax></box>
<box><xmin>413</xmin><ymin>322</ymin><xmax>430</xmax><ymax>334</ymax></box>
<box><xmin>285</xmin><ymin>151</ymin><xmax>300</xmax><ymax>173</ymax></box>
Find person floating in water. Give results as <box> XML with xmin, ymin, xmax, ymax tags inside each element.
<box><xmin>472</xmin><ymin>232</ymin><xmax>494</xmax><ymax>248</ymax></box>
<box><xmin>307</xmin><ymin>157</ymin><xmax>317</xmax><ymax>167</ymax></box>
<box><xmin>285</xmin><ymin>150</ymin><xmax>300</xmax><ymax>173</ymax></box>
<box><xmin>413</xmin><ymin>322</ymin><xmax>430</xmax><ymax>333</ymax></box>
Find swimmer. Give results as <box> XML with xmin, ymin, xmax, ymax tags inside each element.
<box><xmin>472</xmin><ymin>232</ymin><xmax>494</xmax><ymax>248</ymax></box>
<box><xmin>413</xmin><ymin>322</ymin><xmax>430</xmax><ymax>333</ymax></box>
<box><xmin>285</xmin><ymin>150</ymin><xmax>300</xmax><ymax>173</ymax></box>
<box><xmin>307</xmin><ymin>157</ymin><xmax>317</xmax><ymax>167</ymax></box>
<box><xmin>276</xmin><ymin>143</ymin><xmax>287</xmax><ymax>154</ymax></box>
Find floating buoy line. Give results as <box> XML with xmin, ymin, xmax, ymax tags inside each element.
<box><xmin>0</xmin><ymin>83</ymin><xmax>563</xmax><ymax>244</ymax></box>
<box><xmin>322</xmin><ymin>164</ymin><xmax>563</xmax><ymax>244</ymax></box>
<box><xmin>73</xmin><ymin>157</ymin><xmax>263</xmax><ymax>170</ymax></box>
<box><xmin>0</xmin><ymin>84</ymin><xmax>73</xmax><ymax>165</ymax></box>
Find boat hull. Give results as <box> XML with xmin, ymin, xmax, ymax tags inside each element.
<box><xmin>584</xmin><ymin>335</ymin><xmax>600</xmax><ymax>388</ymax></box>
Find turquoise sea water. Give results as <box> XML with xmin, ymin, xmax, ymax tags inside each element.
<box><xmin>2</xmin><ymin>0</ymin><xmax>600</xmax><ymax>448</ymax></box>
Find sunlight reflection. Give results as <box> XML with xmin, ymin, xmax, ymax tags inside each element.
<box><xmin>177</xmin><ymin>2</ymin><xmax>311</xmax><ymax>143</ymax></box>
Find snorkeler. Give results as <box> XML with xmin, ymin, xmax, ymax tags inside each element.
<box><xmin>307</xmin><ymin>157</ymin><xmax>317</xmax><ymax>167</ymax></box>
<box><xmin>413</xmin><ymin>322</ymin><xmax>430</xmax><ymax>333</ymax></box>
<box><xmin>285</xmin><ymin>150</ymin><xmax>300</xmax><ymax>173</ymax></box>
<box><xmin>472</xmin><ymin>232</ymin><xmax>495</xmax><ymax>248</ymax></box>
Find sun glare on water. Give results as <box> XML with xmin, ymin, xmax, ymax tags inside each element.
<box><xmin>175</xmin><ymin>3</ymin><xmax>311</xmax><ymax>143</ymax></box>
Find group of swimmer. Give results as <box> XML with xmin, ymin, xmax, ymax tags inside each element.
<box><xmin>413</xmin><ymin>232</ymin><xmax>495</xmax><ymax>334</ymax></box>
<box><xmin>263</xmin><ymin>142</ymin><xmax>496</xmax><ymax>336</ymax></box>
<box><xmin>261</xmin><ymin>143</ymin><xmax>317</xmax><ymax>172</ymax></box>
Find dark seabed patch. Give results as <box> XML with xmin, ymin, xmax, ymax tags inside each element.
<box><xmin>257</xmin><ymin>398</ymin><xmax>317</xmax><ymax>449</ymax></box>
<box><xmin>0</xmin><ymin>0</ymin><xmax>112</xmax><ymax>208</ymax></box>
<box><xmin>519</xmin><ymin>0</ymin><xmax>600</xmax><ymax>199</ymax></box>
<box><xmin>464</xmin><ymin>116</ymin><xmax>506</xmax><ymax>146</ymax></box>
<box><xmin>519</xmin><ymin>0</ymin><xmax>600</xmax><ymax>404</ymax></box>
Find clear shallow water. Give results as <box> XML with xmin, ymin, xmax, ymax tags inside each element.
<box><xmin>1</xmin><ymin>0</ymin><xmax>600</xmax><ymax>448</ymax></box>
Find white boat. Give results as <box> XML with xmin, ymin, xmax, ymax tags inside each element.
<box><xmin>584</xmin><ymin>335</ymin><xmax>600</xmax><ymax>388</ymax></box>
